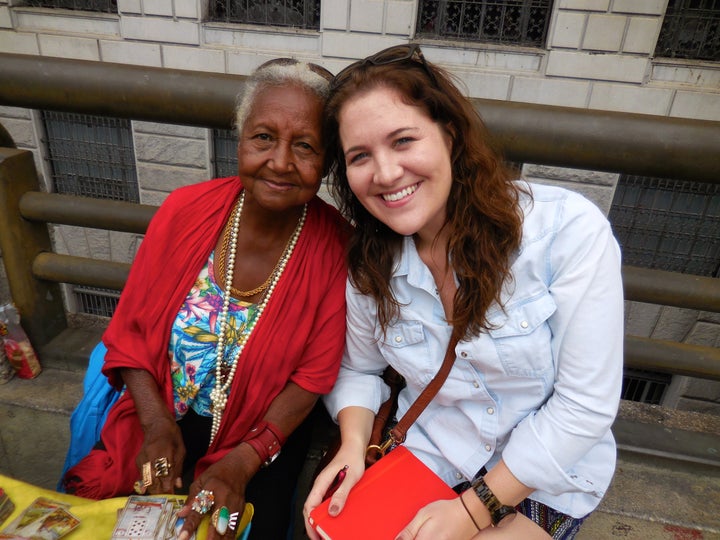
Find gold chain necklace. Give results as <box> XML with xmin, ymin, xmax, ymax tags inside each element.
<box><xmin>209</xmin><ymin>191</ymin><xmax>306</xmax><ymax>443</ymax></box>
<box><xmin>217</xmin><ymin>212</ymin><xmax>285</xmax><ymax>298</ymax></box>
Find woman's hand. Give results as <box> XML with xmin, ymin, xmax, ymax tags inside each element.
<box><xmin>135</xmin><ymin>415</ymin><xmax>185</xmax><ymax>494</ymax></box>
<box><xmin>395</xmin><ymin>498</ymin><xmax>552</xmax><ymax>540</ymax></box>
<box><xmin>304</xmin><ymin>405</ymin><xmax>377</xmax><ymax>539</ymax></box>
<box><xmin>176</xmin><ymin>444</ymin><xmax>257</xmax><ymax>540</ymax></box>
<box><xmin>303</xmin><ymin>445</ymin><xmax>366</xmax><ymax>540</ymax></box>
<box><xmin>121</xmin><ymin>367</ymin><xmax>186</xmax><ymax>495</ymax></box>
<box><xmin>394</xmin><ymin>497</ymin><xmax>479</xmax><ymax>540</ymax></box>
<box><xmin>475</xmin><ymin>513</ymin><xmax>552</xmax><ymax>539</ymax></box>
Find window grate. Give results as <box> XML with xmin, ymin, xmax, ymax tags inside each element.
<box><xmin>655</xmin><ymin>0</ymin><xmax>720</xmax><ymax>61</ymax></box>
<box><xmin>622</xmin><ymin>369</ymin><xmax>671</xmax><ymax>405</ymax></box>
<box><xmin>25</xmin><ymin>0</ymin><xmax>117</xmax><ymax>12</ymax></box>
<box><xmin>416</xmin><ymin>0</ymin><xmax>553</xmax><ymax>47</ymax></box>
<box><xmin>213</xmin><ymin>128</ymin><xmax>239</xmax><ymax>178</ymax></box>
<box><xmin>42</xmin><ymin>111</ymin><xmax>139</xmax><ymax>202</ymax></box>
<box><xmin>209</xmin><ymin>0</ymin><xmax>320</xmax><ymax>29</ymax></box>
<box><xmin>609</xmin><ymin>175</ymin><xmax>720</xmax><ymax>277</ymax></box>
<box><xmin>74</xmin><ymin>287</ymin><xmax>120</xmax><ymax>318</ymax></box>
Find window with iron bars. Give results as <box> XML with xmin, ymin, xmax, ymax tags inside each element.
<box><xmin>655</xmin><ymin>0</ymin><xmax>720</xmax><ymax>61</ymax></box>
<box><xmin>209</xmin><ymin>0</ymin><xmax>320</xmax><ymax>29</ymax></box>
<box><xmin>24</xmin><ymin>0</ymin><xmax>117</xmax><ymax>12</ymax></box>
<box><xmin>609</xmin><ymin>175</ymin><xmax>720</xmax><ymax>405</ymax></box>
<box><xmin>416</xmin><ymin>0</ymin><xmax>553</xmax><ymax>47</ymax></box>
<box><xmin>213</xmin><ymin>128</ymin><xmax>239</xmax><ymax>178</ymax></box>
<box><xmin>621</xmin><ymin>369</ymin><xmax>673</xmax><ymax>405</ymax></box>
<box><xmin>42</xmin><ymin>111</ymin><xmax>139</xmax><ymax>202</ymax></box>
<box><xmin>41</xmin><ymin>111</ymin><xmax>138</xmax><ymax>317</ymax></box>
<box><xmin>609</xmin><ymin>175</ymin><xmax>720</xmax><ymax>278</ymax></box>
<box><xmin>74</xmin><ymin>286</ymin><xmax>121</xmax><ymax>318</ymax></box>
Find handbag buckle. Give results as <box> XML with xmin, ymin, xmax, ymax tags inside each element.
<box><xmin>365</xmin><ymin>436</ymin><xmax>396</xmax><ymax>464</ymax></box>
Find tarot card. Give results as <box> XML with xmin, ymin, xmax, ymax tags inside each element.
<box><xmin>0</xmin><ymin>488</ymin><xmax>15</xmax><ymax>528</ymax></box>
<box><xmin>111</xmin><ymin>496</ymin><xmax>167</xmax><ymax>540</ymax></box>
<box><xmin>13</xmin><ymin>507</ymin><xmax>80</xmax><ymax>540</ymax></box>
<box><xmin>153</xmin><ymin>500</ymin><xmax>172</xmax><ymax>540</ymax></box>
<box><xmin>1</xmin><ymin>497</ymin><xmax>69</xmax><ymax>535</ymax></box>
<box><xmin>148</xmin><ymin>497</ymin><xmax>193</xmax><ymax>540</ymax></box>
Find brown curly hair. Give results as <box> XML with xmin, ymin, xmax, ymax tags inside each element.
<box><xmin>325</xmin><ymin>47</ymin><xmax>528</xmax><ymax>339</ymax></box>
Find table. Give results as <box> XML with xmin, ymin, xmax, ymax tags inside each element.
<box><xmin>0</xmin><ymin>474</ymin><xmax>252</xmax><ymax>539</ymax></box>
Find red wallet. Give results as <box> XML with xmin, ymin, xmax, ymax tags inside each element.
<box><xmin>309</xmin><ymin>446</ymin><xmax>457</xmax><ymax>540</ymax></box>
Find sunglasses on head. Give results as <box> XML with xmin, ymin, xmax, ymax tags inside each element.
<box><xmin>332</xmin><ymin>44</ymin><xmax>439</xmax><ymax>90</ymax></box>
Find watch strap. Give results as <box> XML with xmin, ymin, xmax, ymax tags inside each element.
<box><xmin>244</xmin><ymin>420</ymin><xmax>286</xmax><ymax>467</ymax></box>
<box><xmin>471</xmin><ymin>476</ymin><xmax>517</xmax><ymax>526</ymax></box>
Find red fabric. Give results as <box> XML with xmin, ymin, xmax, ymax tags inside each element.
<box><xmin>64</xmin><ymin>177</ymin><xmax>349</xmax><ymax>499</ymax></box>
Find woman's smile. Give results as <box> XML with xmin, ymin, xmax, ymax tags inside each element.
<box><xmin>381</xmin><ymin>182</ymin><xmax>420</xmax><ymax>203</ymax></box>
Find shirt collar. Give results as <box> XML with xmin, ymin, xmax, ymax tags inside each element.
<box><xmin>394</xmin><ymin>236</ymin><xmax>441</xmax><ymax>297</ymax></box>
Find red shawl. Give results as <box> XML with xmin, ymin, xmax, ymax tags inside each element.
<box><xmin>66</xmin><ymin>177</ymin><xmax>349</xmax><ymax>499</ymax></box>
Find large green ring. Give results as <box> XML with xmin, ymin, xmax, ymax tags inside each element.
<box><xmin>212</xmin><ymin>506</ymin><xmax>230</xmax><ymax>535</ymax></box>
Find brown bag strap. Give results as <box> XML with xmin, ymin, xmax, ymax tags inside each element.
<box><xmin>368</xmin><ymin>368</ymin><xmax>405</xmax><ymax>452</ymax></box>
<box><xmin>367</xmin><ymin>328</ymin><xmax>460</xmax><ymax>461</ymax></box>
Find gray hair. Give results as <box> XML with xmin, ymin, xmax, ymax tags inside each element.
<box><xmin>235</xmin><ymin>59</ymin><xmax>333</xmax><ymax>133</ymax></box>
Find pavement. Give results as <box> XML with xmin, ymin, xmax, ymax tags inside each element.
<box><xmin>1</xmin><ymin>326</ymin><xmax>719</xmax><ymax>539</ymax></box>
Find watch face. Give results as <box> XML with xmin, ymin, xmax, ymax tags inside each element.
<box><xmin>264</xmin><ymin>450</ymin><xmax>280</xmax><ymax>467</ymax></box>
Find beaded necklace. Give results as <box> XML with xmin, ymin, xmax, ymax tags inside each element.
<box><xmin>209</xmin><ymin>191</ymin><xmax>306</xmax><ymax>443</ymax></box>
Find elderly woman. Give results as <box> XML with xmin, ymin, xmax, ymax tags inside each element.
<box><xmin>62</xmin><ymin>58</ymin><xmax>349</xmax><ymax>540</ymax></box>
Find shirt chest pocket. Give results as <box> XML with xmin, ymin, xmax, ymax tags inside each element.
<box><xmin>379</xmin><ymin>321</ymin><xmax>435</xmax><ymax>386</ymax></box>
<box><xmin>487</xmin><ymin>293</ymin><xmax>557</xmax><ymax>377</ymax></box>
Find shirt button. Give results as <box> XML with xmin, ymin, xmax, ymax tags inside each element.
<box><xmin>520</xmin><ymin>320</ymin><xmax>529</xmax><ymax>329</ymax></box>
<box><xmin>455</xmin><ymin>472</ymin><xmax>463</xmax><ymax>479</ymax></box>
<box><xmin>485</xmin><ymin>444</ymin><xmax>492</xmax><ymax>452</ymax></box>
<box><xmin>487</xmin><ymin>407</ymin><xmax>494</xmax><ymax>415</ymax></box>
<box><xmin>461</xmin><ymin>351</ymin><xmax>468</xmax><ymax>358</ymax></box>
<box><xmin>473</xmin><ymin>381</ymin><xmax>480</xmax><ymax>388</ymax></box>
<box><xmin>394</xmin><ymin>335</ymin><xmax>402</xmax><ymax>343</ymax></box>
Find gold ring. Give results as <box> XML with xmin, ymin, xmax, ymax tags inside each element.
<box><xmin>228</xmin><ymin>511</ymin><xmax>239</xmax><ymax>532</ymax></box>
<box><xmin>133</xmin><ymin>480</ymin><xmax>147</xmax><ymax>495</ymax></box>
<box><xmin>153</xmin><ymin>456</ymin><xmax>172</xmax><ymax>478</ymax></box>
<box><xmin>141</xmin><ymin>461</ymin><xmax>152</xmax><ymax>487</ymax></box>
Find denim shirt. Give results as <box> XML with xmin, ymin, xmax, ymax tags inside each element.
<box><xmin>324</xmin><ymin>183</ymin><xmax>624</xmax><ymax>518</ymax></box>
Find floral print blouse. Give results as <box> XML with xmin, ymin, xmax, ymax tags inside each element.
<box><xmin>168</xmin><ymin>250</ymin><xmax>256</xmax><ymax>419</ymax></box>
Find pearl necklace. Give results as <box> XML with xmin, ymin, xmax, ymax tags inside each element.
<box><xmin>209</xmin><ymin>191</ymin><xmax>307</xmax><ymax>443</ymax></box>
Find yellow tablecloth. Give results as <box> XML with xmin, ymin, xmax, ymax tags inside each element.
<box><xmin>0</xmin><ymin>474</ymin><xmax>252</xmax><ymax>539</ymax></box>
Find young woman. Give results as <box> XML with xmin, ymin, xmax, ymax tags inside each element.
<box><xmin>304</xmin><ymin>45</ymin><xmax>624</xmax><ymax>539</ymax></box>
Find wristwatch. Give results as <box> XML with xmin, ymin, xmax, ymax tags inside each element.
<box><xmin>471</xmin><ymin>476</ymin><xmax>517</xmax><ymax>526</ymax></box>
<box><xmin>263</xmin><ymin>447</ymin><xmax>281</xmax><ymax>467</ymax></box>
<box><xmin>244</xmin><ymin>421</ymin><xmax>285</xmax><ymax>468</ymax></box>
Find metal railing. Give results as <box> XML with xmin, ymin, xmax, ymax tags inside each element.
<box><xmin>1</xmin><ymin>53</ymin><xmax>719</xmax><ymax>383</ymax></box>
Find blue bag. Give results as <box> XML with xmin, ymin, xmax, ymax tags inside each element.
<box><xmin>57</xmin><ymin>341</ymin><xmax>121</xmax><ymax>491</ymax></box>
